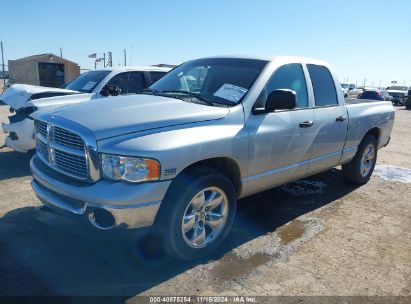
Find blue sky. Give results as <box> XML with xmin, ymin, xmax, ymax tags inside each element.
<box><xmin>2</xmin><ymin>0</ymin><xmax>410</xmax><ymax>86</ymax></box>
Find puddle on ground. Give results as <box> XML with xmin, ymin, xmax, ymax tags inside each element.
<box><xmin>210</xmin><ymin>217</ymin><xmax>323</xmax><ymax>284</ymax></box>
<box><xmin>213</xmin><ymin>252</ymin><xmax>271</xmax><ymax>281</ymax></box>
<box><xmin>276</xmin><ymin>219</ymin><xmax>306</xmax><ymax>245</ymax></box>
<box><xmin>374</xmin><ymin>165</ymin><xmax>411</xmax><ymax>183</ymax></box>
<box><xmin>279</xmin><ymin>180</ymin><xmax>327</xmax><ymax>197</ymax></box>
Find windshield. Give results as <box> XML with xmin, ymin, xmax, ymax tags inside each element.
<box><xmin>149</xmin><ymin>58</ymin><xmax>268</xmax><ymax>105</ymax></box>
<box><xmin>341</xmin><ymin>83</ymin><xmax>348</xmax><ymax>88</ymax></box>
<box><xmin>65</xmin><ymin>70</ymin><xmax>111</xmax><ymax>93</ymax></box>
<box><xmin>387</xmin><ymin>86</ymin><xmax>408</xmax><ymax>91</ymax></box>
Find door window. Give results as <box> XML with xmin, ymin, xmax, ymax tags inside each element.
<box><xmin>307</xmin><ymin>64</ymin><xmax>339</xmax><ymax>106</ymax></box>
<box><xmin>127</xmin><ymin>72</ymin><xmax>146</xmax><ymax>93</ymax></box>
<box><xmin>261</xmin><ymin>64</ymin><xmax>309</xmax><ymax>109</ymax></box>
<box><xmin>149</xmin><ymin>71</ymin><xmax>167</xmax><ymax>83</ymax></box>
<box><xmin>106</xmin><ymin>72</ymin><xmax>129</xmax><ymax>95</ymax></box>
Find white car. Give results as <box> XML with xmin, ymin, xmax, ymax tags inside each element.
<box><xmin>1</xmin><ymin>66</ymin><xmax>171</xmax><ymax>152</ymax></box>
<box><xmin>340</xmin><ymin>83</ymin><xmax>349</xmax><ymax>97</ymax></box>
<box><xmin>386</xmin><ymin>85</ymin><xmax>409</xmax><ymax>106</ymax></box>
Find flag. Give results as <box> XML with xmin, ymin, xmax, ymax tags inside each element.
<box><xmin>88</xmin><ymin>53</ymin><xmax>97</xmax><ymax>58</ymax></box>
<box><xmin>95</xmin><ymin>58</ymin><xmax>101</xmax><ymax>62</ymax></box>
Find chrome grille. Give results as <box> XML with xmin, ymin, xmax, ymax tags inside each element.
<box><xmin>54</xmin><ymin>150</ymin><xmax>88</xmax><ymax>178</ymax></box>
<box><xmin>34</xmin><ymin>119</ymin><xmax>89</xmax><ymax>180</ymax></box>
<box><xmin>35</xmin><ymin>120</ymin><xmax>47</xmax><ymax>137</ymax></box>
<box><xmin>54</xmin><ymin>126</ymin><xmax>85</xmax><ymax>150</ymax></box>
<box><xmin>37</xmin><ymin>140</ymin><xmax>49</xmax><ymax>160</ymax></box>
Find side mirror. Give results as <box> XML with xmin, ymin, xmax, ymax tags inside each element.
<box><xmin>100</xmin><ymin>85</ymin><xmax>121</xmax><ymax>97</ymax></box>
<box><xmin>265</xmin><ymin>89</ymin><xmax>296</xmax><ymax>112</ymax></box>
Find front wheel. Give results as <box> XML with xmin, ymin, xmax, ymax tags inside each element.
<box><xmin>156</xmin><ymin>167</ymin><xmax>236</xmax><ymax>260</ymax></box>
<box><xmin>342</xmin><ymin>135</ymin><xmax>378</xmax><ymax>184</ymax></box>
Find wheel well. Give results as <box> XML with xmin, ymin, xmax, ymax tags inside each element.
<box><xmin>364</xmin><ymin>127</ymin><xmax>380</xmax><ymax>143</ymax></box>
<box><xmin>181</xmin><ymin>157</ymin><xmax>242</xmax><ymax>196</ymax></box>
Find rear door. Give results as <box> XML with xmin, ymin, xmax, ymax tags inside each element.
<box><xmin>306</xmin><ymin>64</ymin><xmax>348</xmax><ymax>175</ymax></box>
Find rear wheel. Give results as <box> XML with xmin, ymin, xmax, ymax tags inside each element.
<box><xmin>342</xmin><ymin>135</ymin><xmax>378</xmax><ymax>184</ymax></box>
<box><xmin>156</xmin><ymin>167</ymin><xmax>236</xmax><ymax>260</ymax></box>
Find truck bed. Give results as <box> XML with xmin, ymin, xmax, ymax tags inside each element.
<box><xmin>344</xmin><ymin>99</ymin><xmax>395</xmax><ymax>150</ymax></box>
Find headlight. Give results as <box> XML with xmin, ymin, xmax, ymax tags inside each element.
<box><xmin>100</xmin><ymin>153</ymin><xmax>160</xmax><ymax>183</ymax></box>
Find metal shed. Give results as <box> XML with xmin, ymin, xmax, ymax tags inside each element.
<box><xmin>8</xmin><ymin>53</ymin><xmax>80</xmax><ymax>88</ymax></box>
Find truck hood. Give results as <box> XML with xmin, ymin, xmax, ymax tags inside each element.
<box><xmin>51</xmin><ymin>94</ymin><xmax>230</xmax><ymax>140</ymax></box>
<box><xmin>27</xmin><ymin>92</ymin><xmax>95</xmax><ymax>110</ymax></box>
<box><xmin>0</xmin><ymin>84</ymin><xmax>79</xmax><ymax>110</ymax></box>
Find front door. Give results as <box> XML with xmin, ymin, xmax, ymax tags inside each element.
<box><xmin>245</xmin><ymin>63</ymin><xmax>316</xmax><ymax>195</ymax></box>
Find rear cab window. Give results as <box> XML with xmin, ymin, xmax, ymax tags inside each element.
<box><xmin>307</xmin><ymin>64</ymin><xmax>339</xmax><ymax>107</ymax></box>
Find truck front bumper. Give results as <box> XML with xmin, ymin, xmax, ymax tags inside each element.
<box><xmin>30</xmin><ymin>155</ymin><xmax>172</xmax><ymax>232</ymax></box>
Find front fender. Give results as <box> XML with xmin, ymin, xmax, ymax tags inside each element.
<box><xmin>97</xmin><ymin>110</ymin><xmax>248</xmax><ymax>181</ymax></box>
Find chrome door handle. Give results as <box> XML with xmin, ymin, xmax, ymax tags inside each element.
<box><xmin>336</xmin><ymin>115</ymin><xmax>346</xmax><ymax>122</ymax></box>
<box><xmin>299</xmin><ymin>121</ymin><xmax>314</xmax><ymax>128</ymax></box>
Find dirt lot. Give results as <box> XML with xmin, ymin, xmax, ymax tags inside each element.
<box><xmin>0</xmin><ymin>103</ymin><xmax>410</xmax><ymax>300</ymax></box>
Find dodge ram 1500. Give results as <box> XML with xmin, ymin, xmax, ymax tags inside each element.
<box><xmin>30</xmin><ymin>56</ymin><xmax>394</xmax><ymax>260</ymax></box>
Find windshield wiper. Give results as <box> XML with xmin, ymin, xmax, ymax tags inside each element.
<box><xmin>160</xmin><ymin>90</ymin><xmax>215</xmax><ymax>106</ymax></box>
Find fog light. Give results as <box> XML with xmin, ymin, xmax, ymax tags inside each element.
<box><xmin>9</xmin><ymin>132</ymin><xmax>19</xmax><ymax>140</ymax></box>
<box><xmin>88</xmin><ymin>208</ymin><xmax>115</xmax><ymax>230</ymax></box>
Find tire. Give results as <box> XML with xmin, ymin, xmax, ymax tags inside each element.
<box><xmin>155</xmin><ymin>166</ymin><xmax>237</xmax><ymax>261</ymax></box>
<box><xmin>342</xmin><ymin>135</ymin><xmax>378</xmax><ymax>184</ymax></box>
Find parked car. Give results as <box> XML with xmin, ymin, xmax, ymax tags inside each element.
<box><xmin>346</xmin><ymin>84</ymin><xmax>362</xmax><ymax>99</ymax></box>
<box><xmin>386</xmin><ymin>85</ymin><xmax>409</xmax><ymax>106</ymax></box>
<box><xmin>30</xmin><ymin>56</ymin><xmax>394</xmax><ymax>261</ymax></box>
<box><xmin>0</xmin><ymin>66</ymin><xmax>171</xmax><ymax>152</ymax></box>
<box><xmin>406</xmin><ymin>89</ymin><xmax>411</xmax><ymax>110</ymax></box>
<box><xmin>340</xmin><ymin>83</ymin><xmax>349</xmax><ymax>97</ymax></box>
<box><xmin>380</xmin><ymin>90</ymin><xmax>394</xmax><ymax>102</ymax></box>
<box><xmin>358</xmin><ymin>89</ymin><xmax>385</xmax><ymax>101</ymax></box>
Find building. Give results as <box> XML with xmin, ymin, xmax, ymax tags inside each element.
<box><xmin>8</xmin><ymin>53</ymin><xmax>80</xmax><ymax>88</ymax></box>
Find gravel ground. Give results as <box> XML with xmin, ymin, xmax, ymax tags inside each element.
<box><xmin>0</xmin><ymin>103</ymin><xmax>410</xmax><ymax>300</ymax></box>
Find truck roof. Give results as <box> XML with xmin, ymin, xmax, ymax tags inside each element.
<box><xmin>91</xmin><ymin>66</ymin><xmax>172</xmax><ymax>73</ymax></box>
<box><xmin>199</xmin><ymin>55</ymin><xmax>331</xmax><ymax>66</ymax></box>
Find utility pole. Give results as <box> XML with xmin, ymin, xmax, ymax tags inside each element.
<box><xmin>60</xmin><ymin>47</ymin><xmax>62</xmax><ymax>58</ymax></box>
<box><xmin>107</xmin><ymin>52</ymin><xmax>112</xmax><ymax>67</ymax></box>
<box><xmin>1</xmin><ymin>41</ymin><xmax>5</xmax><ymax>88</ymax></box>
<box><xmin>103</xmin><ymin>53</ymin><xmax>106</xmax><ymax>67</ymax></box>
<box><xmin>123</xmin><ymin>49</ymin><xmax>127</xmax><ymax>66</ymax></box>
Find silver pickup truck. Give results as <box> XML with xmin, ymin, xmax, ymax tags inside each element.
<box><xmin>30</xmin><ymin>56</ymin><xmax>395</xmax><ymax>260</ymax></box>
